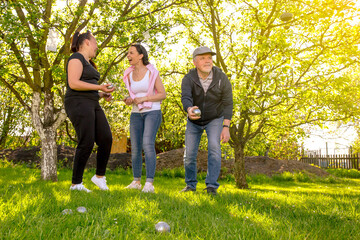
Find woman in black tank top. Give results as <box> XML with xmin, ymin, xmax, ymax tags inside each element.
<box><xmin>65</xmin><ymin>31</ymin><xmax>115</xmax><ymax>192</ymax></box>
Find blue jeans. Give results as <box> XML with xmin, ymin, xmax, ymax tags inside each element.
<box><xmin>184</xmin><ymin>117</ymin><xmax>223</xmax><ymax>189</ymax></box>
<box><xmin>130</xmin><ymin>110</ymin><xmax>162</xmax><ymax>182</ymax></box>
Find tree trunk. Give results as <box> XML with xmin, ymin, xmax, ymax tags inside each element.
<box><xmin>40</xmin><ymin>128</ymin><xmax>58</xmax><ymax>181</ymax></box>
<box><xmin>0</xmin><ymin>106</ymin><xmax>13</xmax><ymax>148</ymax></box>
<box><xmin>31</xmin><ymin>92</ymin><xmax>67</xmax><ymax>181</ymax></box>
<box><xmin>234</xmin><ymin>145</ymin><xmax>249</xmax><ymax>189</ymax></box>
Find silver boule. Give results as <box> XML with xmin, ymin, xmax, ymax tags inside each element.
<box><xmin>76</xmin><ymin>206</ymin><xmax>87</xmax><ymax>213</ymax></box>
<box><xmin>107</xmin><ymin>84</ymin><xmax>114</xmax><ymax>89</ymax></box>
<box><xmin>62</xmin><ymin>209</ymin><xmax>73</xmax><ymax>215</ymax></box>
<box><xmin>155</xmin><ymin>221</ymin><xmax>170</xmax><ymax>233</ymax></box>
<box><xmin>193</xmin><ymin>108</ymin><xmax>201</xmax><ymax>117</ymax></box>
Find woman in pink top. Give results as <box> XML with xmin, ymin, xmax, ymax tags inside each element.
<box><xmin>123</xmin><ymin>44</ymin><xmax>166</xmax><ymax>193</ymax></box>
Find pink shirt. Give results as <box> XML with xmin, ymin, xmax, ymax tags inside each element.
<box><xmin>123</xmin><ymin>63</ymin><xmax>159</xmax><ymax>110</ymax></box>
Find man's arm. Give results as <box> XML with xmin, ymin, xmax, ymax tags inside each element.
<box><xmin>220</xmin><ymin>73</ymin><xmax>233</xmax><ymax>143</ymax></box>
<box><xmin>181</xmin><ymin>74</ymin><xmax>193</xmax><ymax>112</ymax></box>
<box><xmin>221</xmin><ymin>119</ymin><xmax>231</xmax><ymax>143</ymax></box>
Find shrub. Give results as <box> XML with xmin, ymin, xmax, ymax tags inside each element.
<box><xmin>272</xmin><ymin>171</ymin><xmax>295</xmax><ymax>182</ymax></box>
<box><xmin>326</xmin><ymin>169</ymin><xmax>360</xmax><ymax>179</ymax></box>
<box><xmin>247</xmin><ymin>174</ymin><xmax>271</xmax><ymax>184</ymax></box>
<box><xmin>294</xmin><ymin>172</ymin><xmax>312</xmax><ymax>182</ymax></box>
<box><xmin>156</xmin><ymin>168</ymin><xmax>185</xmax><ymax>178</ymax></box>
<box><xmin>325</xmin><ymin>175</ymin><xmax>338</xmax><ymax>183</ymax></box>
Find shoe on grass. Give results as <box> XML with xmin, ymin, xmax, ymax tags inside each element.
<box><xmin>91</xmin><ymin>175</ymin><xmax>109</xmax><ymax>190</ymax></box>
<box><xmin>70</xmin><ymin>183</ymin><xmax>91</xmax><ymax>193</ymax></box>
<box><xmin>204</xmin><ymin>187</ymin><xmax>217</xmax><ymax>196</ymax></box>
<box><xmin>126</xmin><ymin>181</ymin><xmax>142</xmax><ymax>190</ymax></box>
<box><xmin>142</xmin><ymin>182</ymin><xmax>155</xmax><ymax>193</ymax></box>
<box><xmin>180</xmin><ymin>186</ymin><xmax>196</xmax><ymax>192</ymax></box>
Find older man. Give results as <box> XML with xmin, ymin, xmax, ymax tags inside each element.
<box><xmin>180</xmin><ymin>46</ymin><xmax>233</xmax><ymax>195</ymax></box>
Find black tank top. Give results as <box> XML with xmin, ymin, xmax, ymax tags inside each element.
<box><xmin>65</xmin><ymin>52</ymin><xmax>100</xmax><ymax>101</ymax></box>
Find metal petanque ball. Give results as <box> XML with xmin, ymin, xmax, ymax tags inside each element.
<box><xmin>76</xmin><ymin>206</ymin><xmax>87</xmax><ymax>213</ymax></box>
<box><xmin>280</xmin><ymin>12</ymin><xmax>293</xmax><ymax>22</ymax></box>
<box><xmin>62</xmin><ymin>209</ymin><xmax>73</xmax><ymax>215</ymax></box>
<box><xmin>155</xmin><ymin>221</ymin><xmax>170</xmax><ymax>233</ymax></box>
<box><xmin>107</xmin><ymin>83</ymin><xmax>114</xmax><ymax>89</ymax></box>
<box><xmin>193</xmin><ymin>108</ymin><xmax>201</xmax><ymax>117</ymax></box>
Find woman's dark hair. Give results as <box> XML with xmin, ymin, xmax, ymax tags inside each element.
<box><xmin>131</xmin><ymin>43</ymin><xmax>150</xmax><ymax>65</ymax></box>
<box><xmin>71</xmin><ymin>30</ymin><xmax>97</xmax><ymax>69</ymax></box>
<box><xmin>71</xmin><ymin>30</ymin><xmax>92</xmax><ymax>53</ymax></box>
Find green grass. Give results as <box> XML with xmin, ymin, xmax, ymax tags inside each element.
<box><xmin>1</xmin><ymin>162</ymin><xmax>360</xmax><ymax>240</ymax></box>
<box><xmin>326</xmin><ymin>168</ymin><xmax>360</xmax><ymax>179</ymax></box>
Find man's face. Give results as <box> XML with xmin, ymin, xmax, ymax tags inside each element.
<box><xmin>193</xmin><ymin>53</ymin><xmax>213</xmax><ymax>74</ymax></box>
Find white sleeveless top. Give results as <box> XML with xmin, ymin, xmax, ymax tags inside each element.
<box><xmin>130</xmin><ymin>70</ymin><xmax>161</xmax><ymax>113</ymax></box>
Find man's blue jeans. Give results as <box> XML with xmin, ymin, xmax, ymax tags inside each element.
<box><xmin>184</xmin><ymin>116</ymin><xmax>223</xmax><ymax>189</ymax></box>
<box><xmin>130</xmin><ymin>110</ymin><xmax>162</xmax><ymax>182</ymax></box>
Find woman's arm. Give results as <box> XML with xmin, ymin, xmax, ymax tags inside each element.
<box><xmin>133</xmin><ymin>75</ymin><xmax>166</xmax><ymax>104</ymax></box>
<box><xmin>99</xmin><ymin>92</ymin><xmax>113</xmax><ymax>102</ymax></box>
<box><xmin>67</xmin><ymin>59</ymin><xmax>113</xmax><ymax>93</ymax></box>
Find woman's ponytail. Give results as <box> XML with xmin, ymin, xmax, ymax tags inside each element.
<box><xmin>70</xmin><ymin>31</ymin><xmax>97</xmax><ymax>69</ymax></box>
<box><xmin>71</xmin><ymin>32</ymin><xmax>80</xmax><ymax>53</ymax></box>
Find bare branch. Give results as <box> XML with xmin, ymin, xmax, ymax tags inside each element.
<box><xmin>100</xmin><ymin>49</ymin><xmax>129</xmax><ymax>83</ymax></box>
<box><xmin>0</xmin><ymin>30</ymin><xmax>37</xmax><ymax>91</ymax></box>
<box><xmin>0</xmin><ymin>76</ymin><xmax>30</xmax><ymax>111</ymax></box>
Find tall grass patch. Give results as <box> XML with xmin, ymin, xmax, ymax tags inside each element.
<box><xmin>327</xmin><ymin>168</ymin><xmax>360</xmax><ymax>178</ymax></box>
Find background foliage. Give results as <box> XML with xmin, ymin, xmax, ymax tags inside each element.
<box><xmin>1</xmin><ymin>0</ymin><xmax>360</xmax><ymax>183</ymax></box>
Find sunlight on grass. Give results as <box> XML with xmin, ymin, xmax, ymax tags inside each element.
<box><xmin>172</xmin><ymin>191</ymin><xmax>217</xmax><ymax>207</ymax></box>
<box><xmin>51</xmin><ymin>187</ymin><xmax>71</xmax><ymax>203</ymax></box>
<box><xmin>121</xmin><ymin>196</ymin><xmax>161</xmax><ymax>221</ymax></box>
<box><xmin>227</xmin><ymin>203</ymin><xmax>275</xmax><ymax>228</ymax></box>
<box><xmin>1</xmin><ymin>191</ymin><xmax>44</xmax><ymax>221</ymax></box>
<box><xmin>1</xmin><ymin>165</ymin><xmax>360</xmax><ymax>239</ymax></box>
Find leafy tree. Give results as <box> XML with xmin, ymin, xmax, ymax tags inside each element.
<box><xmin>0</xmin><ymin>87</ymin><xmax>30</xmax><ymax>148</ymax></box>
<box><xmin>0</xmin><ymin>0</ymin><xmax>185</xmax><ymax>181</ymax></box>
<box><xmin>176</xmin><ymin>0</ymin><xmax>360</xmax><ymax>188</ymax></box>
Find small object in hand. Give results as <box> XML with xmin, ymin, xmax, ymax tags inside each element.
<box><xmin>155</xmin><ymin>221</ymin><xmax>170</xmax><ymax>233</ymax></box>
<box><xmin>62</xmin><ymin>209</ymin><xmax>73</xmax><ymax>215</ymax></box>
<box><xmin>107</xmin><ymin>84</ymin><xmax>114</xmax><ymax>89</ymax></box>
<box><xmin>76</xmin><ymin>206</ymin><xmax>87</xmax><ymax>213</ymax></box>
<box><xmin>193</xmin><ymin>108</ymin><xmax>201</xmax><ymax>117</ymax></box>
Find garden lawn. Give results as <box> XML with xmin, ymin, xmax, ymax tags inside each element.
<box><xmin>0</xmin><ymin>163</ymin><xmax>360</xmax><ymax>240</ymax></box>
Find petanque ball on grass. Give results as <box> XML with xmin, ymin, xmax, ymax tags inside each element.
<box><xmin>155</xmin><ymin>221</ymin><xmax>170</xmax><ymax>233</ymax></box>
<box><xmin>76</xmin><ymin>206</ymin><xmax>87</xmax><ymax>213</ymax></box>
<box><xmin>62</xmin><ymin>209</ymin><xmax>73</xmax><ymax>215</ymax></box>
<box><xmin>280</xmin><ymin>12</ymin><xmax>293</xmax><ymax>22</ymax></box>
<box><xmin>192</xmin><ymin>108</ymin><xmax>201</xmax><ymax>117</ymax></box>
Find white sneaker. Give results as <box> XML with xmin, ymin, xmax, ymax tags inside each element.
<box><xmin>125</xmin><ymin>181</ymin><xmax>142</xmax><ymax>190</ymax></box>
<box><xmin>91</xmin><ymin>175</ymin><xmax>109</xmax><ymax>190</ymax></box>
<box><xmin>142</xmin><ymin>182</ymin><xmax>155</xmax><ymax>193</ymax></box>
<box><xmin>70</xmin><ymin>183</ymin><xmax>91</xmax><ymax>193</ymax></box>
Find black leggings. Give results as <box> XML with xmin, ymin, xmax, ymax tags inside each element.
<box><xmin>65</xmin><ymin>98</ymin><xmax>112</xmax><ymax>184</ymax></box>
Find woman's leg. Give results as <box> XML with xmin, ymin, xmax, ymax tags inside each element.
<box><xmin>65</xmin><ymin>98</ymin><xmax>96</xmax><ymax>184</ymax></box>
<box><xmin>94</xmin><ymin>103</ymin><xmax>112</xmax><ymax>176</ymax></box>
<box><xmin>142</xmin><ymin>110</ymin><xmax>162</xmax><ymax>182</ymax></box>
<box><xmin>130</xmin><ymin>112</ymin><xmax>144</xmax><ymax>181</ymax></box>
